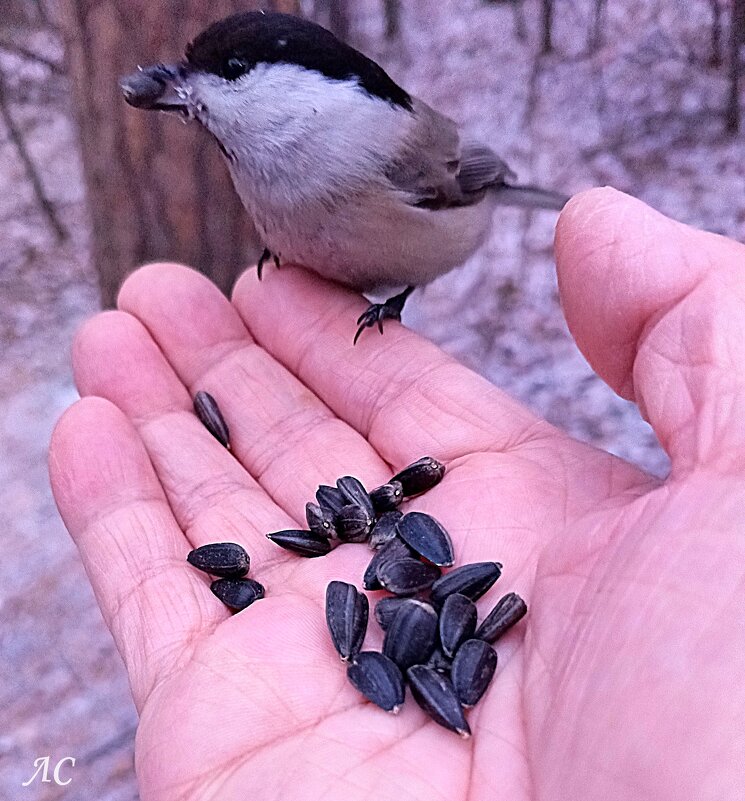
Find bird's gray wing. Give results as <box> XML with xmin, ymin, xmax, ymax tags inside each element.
<box><xmin>385</xmin><ymin>99</ymin><xmax>516</xmax><ymax>209</ymax></box>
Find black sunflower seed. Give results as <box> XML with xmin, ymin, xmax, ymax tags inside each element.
<box><xmin>439</xmin><ymin>594</ymin><xmax>477</xmax><ymax>658</ymax></box>
<box><xmin>369</xmin><ymin>481</ymin><xmax>404</xmax><ymax>514</ymax></box>
<box><xmin>369</xmin><ymin>511</ymin><xmax>403</xmax><ymax>550</ymax></box>
<box><xmin>335</xmin><ymin>504</ymin><xmax>373</xmax><ymax>543</ymax></box>
<box><xmin>407</xmin><ymin>665</ymin><xmax>470</xmax><ymax>738</ymax></box>
<box><xmin>347</xmin><ymin>652</ymin><xmax>405</xmax><ymax>713</ymax></box>
<box><xmin>210</xmin><ymin>578</ymin><xmax>264</xmax><ymax>610</ymax></box>
<box><xmin>374</xmin><ymin>596</ymin><xmax>409</xmax><ymax>631</ymax></box>
<box><xmin>305</xmin><ymin>502</ymin><xmax>335</xmax><ymax>538</ymax></box>
<box><xmin>377</xmin><ymin>558</ymin><xmax>441</xmax><ymax>596</ymax></box>
<box><xmin>336</xmin><ymin>476</ymin><xmax>375</xmax><ymax>519</ymax></box>
<box><xmin>430</xmin><ymin>562</ymin><xmax>502</xmax><ymax>607</ymax></box>
<box><xmin>383</xmin><ymin>599</ymin><xmax>438</xmax><ymax>671</ymax></box>
<box><xmin>266</xmin><ymin>529</ymin><xmax>331</xmax><ymax>557</ymax></box>
<box><xmin>475</xmin><ymin>592</ymin><xmax>528</xmax><ymax>643</ymax></box>
<box><xmin>316</xmin><ymin>485</ymin><xmax>345</xmax><ymax>517</ymax></box>
<box><xmin>363</xmin><ymin>537</ymin><xmax>411</xmax><ymax>590</ymax></box>
<box><xmin>325</xmin><ymin>581</ymin><xmax>369</xmax><ymax>661</ymax></box>
<box><xmin>187</xmin><ymin>542</ymin><xmax>249</xmax><ymax>578</ymax></box>
<box><xmin>193</xmin><ymin>391</ymin><xmax>230</xmax><ymax>449</ymax></box>
<box><xmin>425</xmin><ymin>646</ymin><xmax>453</xmax><ymax>676</ymax></box>
<box><xmin>451</xmin><ymin>639</ymin><xmax>498</xmax><ymax>707</ymax></box>
<box><xmin>396</xmin><ymin>512</ymin><xmax>455</xmax><ymax>567</ymax></box>
<box><xmin>390</xmin><ymin>457</ymin><xmax>446</xmax><ymax>497</ymax></box>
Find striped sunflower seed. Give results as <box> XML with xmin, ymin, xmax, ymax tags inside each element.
<box><xmin>335</xmin><ymin>504</ymin><xmax>373</xmax><ymax>543</ymax></box>
<box><xmin>315</xmin><ymin>484</ymin><xmax>346</xmax><ymax>517</ymax></box>
<box><xmin>374</xmin><ymin>596</ymin><xmax>409</xmax><ymax>631</ymax></box>
<box><xmin>451</xmin><ymin>639</ymin><xmax>497</xmax><ymax>708</ymax></box>
<box><xmin>266</xmin><ymin>529</ymin><xmax>331</xmax><ymax>557</ymax></box>
<box><xmin>193</xmin><ymin>391</ymin><xmax>230</xmax><ymax>449</ymax></box>
<box><xmin>187</xmin><ymin>542</ymin><xmax>249</xmax><ymax>578</ymax></box>
<box><xmin>363</xmin><ymin>536</ymin><xmax>411</xmax><ymax>590</ymax></box>
<box><xmin>347</xmin><ymin>652</ymin><xmax>405</xmax><ymax>713</ymax></box>
<box><xmin>430</xmin><ymin>562</ymin><xmax>502</xmax><ymax>607</ymax></box>
<box><xmin>210</xmin><ymin>578</ymin><xmax>264</xmax><ymax>610</ymax></box>
<box><xmin>475</xmin><ymin>592</ymin><xmax>528</xmax><ymax>643</ymax></box>
<box><xmin>390</xmin><ymin>457</ymin><xmax>445</xmax><ymax>497</ymax></box>
<box><xmin>407</xmin><ymin>665</ymin><xmax>471</xmax><ymax>738</ymax></box>
<box><xmin>383</xmin><ymin>599</ymin><xmax>438</xmax><ymax>671</ymax></box>
<box><xmin>425</xmin><ymin>646</ymin><xmax>453</xmax><ymax>676</ymax></box>
<box><xmin>368</xmin><ymin>511</ymin><xmax>403</xmax><ymax>550</ymax></box>
<box><xmin>305</xmin><ymin>501</ymin><xmax>335</xmax><ymax>538</ymax></box>
<box><xmin>325</xmin><ymin>581</ymin><xmax>369</xmax><ymax>661</ymax></box>
<box><xmin>377</xmin><ymin>557</ymin><xmax>441</xmax><ymax>596</ymax></box>
<box><xmin>336</xmin><ymin>476</ymin><xmax>375</xmax><ymax>519</ymax></box>
<box><xmin>439</xmin><ymin>593</ymin><xmax>477</xmax><ymax>658</ymax></box>
<box><xmin>369</xmin><ymin>481</ymin><xmax>403</xmax><ymax>514</ymax></box>
<box><xmin>396</xmin><ymin>511</ymin><xmax>455</xmax><ymax>567</ymax></box>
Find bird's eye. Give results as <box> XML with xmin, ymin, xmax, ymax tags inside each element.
<box><xmin>222</xmin><ymin>57</ymin><xmax>247</xmax><ymax>81</ymax></box>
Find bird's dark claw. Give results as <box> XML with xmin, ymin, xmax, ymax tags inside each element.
<box><xmin>257</xmin><ymin>248</ymin><xmax>280</xmax><ymax>280</ymax></box>
<box><xmin>353</xmin><ymin>286</ymin><xmax>415</xmax><ymax>345</ymax></box>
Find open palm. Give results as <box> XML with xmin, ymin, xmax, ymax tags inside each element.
<box><xmin>49</xmin><ymin>189</ymin><xmax>745</xmax><ymax>801</ymax></box>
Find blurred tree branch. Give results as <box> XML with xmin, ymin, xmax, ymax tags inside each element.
<box><xmin>0</xmin><ymin>67</ymin><xmax>67</xmax><ymax>242</ymax></box>
<box><xmin>0</xmin><ymin>38</ymin><xmax>64</xmax><ymax>73</ymax></box>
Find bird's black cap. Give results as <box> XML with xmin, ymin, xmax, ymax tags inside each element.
<box><xmin>185</xmin><ymin>11</ymin><xmax>412</xmax><ymax>110</ymax></box>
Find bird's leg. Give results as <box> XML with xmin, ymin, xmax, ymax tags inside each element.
<box><xmin>354</xmin><ymin>286</ymin><xmax>415</xmax><ymax>344</ymax></box>
<box><xmin>256</xmin><ymin>247</ymin><xmax>281</xmax><ymax>280</ymax></box>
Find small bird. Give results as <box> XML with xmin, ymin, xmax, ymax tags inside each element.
<box><xmin>121</xmin><ymin>11</ymin><xmax>568</xmax><ymax>343</ymax></box>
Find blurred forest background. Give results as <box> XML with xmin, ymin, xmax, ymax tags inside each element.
<box><xmin>2</xmin><ymin>0</ymin><xmax>745</xmax><ymax>798</ymax></box>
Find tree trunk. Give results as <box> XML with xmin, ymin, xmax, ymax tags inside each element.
<box><xmin>59</xmin><ymin>1</ymin><xmax>299</xmax><ymax>308</ymax></box>
<box><xmin>726</xmin><ymin>0</ymin><xmax>745</xmax><ymax>132</ymax></box>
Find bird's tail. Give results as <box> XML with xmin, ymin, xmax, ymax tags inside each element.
<box><xmin>491</xmin><ymin>183</ymin><xmax>569</xmax><ymax>211</ymax></box>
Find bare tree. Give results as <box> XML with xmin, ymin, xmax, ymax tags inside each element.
<box><xmin>726</xmin><ymin>0</ymin><xmax>745</xmax><ymax>132</ymax></box>
<box><xmin>709</xmin><ymin>0</ymin><xmax>723</xmax><ymax>67</ymax></box>
<box><xmin>0</xmin><ymin>68</ymin><xmax>66</xmax><ymax>241</ymax></box>
<box><xmin>383</xmin><ymin>0</ymin><xmax>400</xmax><ymax>39</ymax></box>
<box><xmin>313</xmin><ymin>0</ymin><xmax>351</xmax><ymax>41</ymax></box>
<box><xmin>588</xmin><ymin>0</ymin><xmax>607</xmax><ymax>54</ymax></box>
<box><xmin>58</xmin><ymin>1</ymin><xmax>309</xmax><ymax>307</ymax></box>
<box><xmin>540</xmin><ymin>0</ymin><xmax>554</xmax><ymax>54</ymax></box>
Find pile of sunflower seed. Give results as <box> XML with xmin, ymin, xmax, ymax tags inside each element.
<box><xmin>266</xmin><ymin>457</ymin><xmax>527</xmax><ymax>737</ymax></box>
<box><xmin>187</xmin><ymin>391</ymin><xmax>527</xmax><ymax>736</ymax></box>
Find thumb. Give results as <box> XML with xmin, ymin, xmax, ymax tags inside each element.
<box><xmin>555</xmin><ymin>187</ymin><xmax>745</xmax><ymax>473</ymax></box>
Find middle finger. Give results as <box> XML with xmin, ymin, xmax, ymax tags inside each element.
<box><xmin>114</xmin><ymin>262</ymin><xmax>392</xmax><ymax>517</ymax></box>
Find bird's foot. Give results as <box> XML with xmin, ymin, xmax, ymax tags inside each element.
<box><xmin>354</xmin><ymin>286</ymin><xmax>415</xmax><ymax>345</ymax></box>
<box><xmin>257</xmin><ymin>247</ymin><xmax>280</xmax><ymax>280</ymax></box>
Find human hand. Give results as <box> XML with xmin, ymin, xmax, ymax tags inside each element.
<box><xmin>49</xmin><ymin>188</ymin><xmax>745</xmax><ymax>801</ymax></box>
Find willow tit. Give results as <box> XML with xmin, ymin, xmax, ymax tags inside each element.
<box><xmin>121</xmin><ymin>11</ymin><xmax>568</xmax><ymax>342</ymax></box>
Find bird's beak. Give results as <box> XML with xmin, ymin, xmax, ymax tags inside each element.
<box><xmin>120</xmin><ymin>63</ymin><xmax>188</xmax><ymax>113</ymax></box>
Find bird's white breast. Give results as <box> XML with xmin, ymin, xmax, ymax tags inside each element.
<box><xmin>188</xmin><ymin>64</ymin><xmax>493</xmax><ymax>289</ymax></box>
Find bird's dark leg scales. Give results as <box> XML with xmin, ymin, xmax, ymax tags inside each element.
<box><xmin>354</xmin><ymin>286</ymin><xmax>415</xmax><ymax>345</ymax></box>
<box><xmin>257</xmin><ymin>247</ymin><xmax>280</xmax><ymax>280</ymax></box>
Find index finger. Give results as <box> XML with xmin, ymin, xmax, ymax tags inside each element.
<box><xmin>231</xmin><ymin>267</ymin><xmax>547</xmax><ymax>468</ymax></box>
